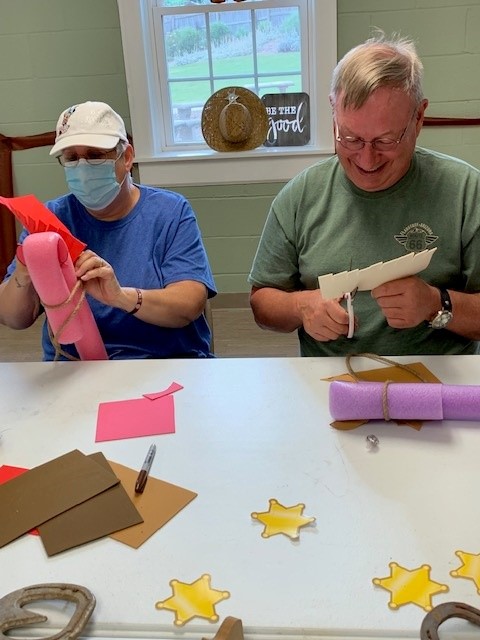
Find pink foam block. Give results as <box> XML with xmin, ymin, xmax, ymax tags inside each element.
<box><xmin>22</xmin><ymin>232</ymin><xmax>107</xmax><ymax>360</ymax></box>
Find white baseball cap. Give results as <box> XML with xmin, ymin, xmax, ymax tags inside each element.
<box><xmin>50</xmin><ymin>101</ymin><xmax>128</xmax><ymax>156</ymax></box>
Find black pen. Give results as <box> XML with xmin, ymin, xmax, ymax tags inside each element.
<box><xmin>135</xmin><ymin>444</ymin><xmax>156</xmax><ymax>494</ymax></box>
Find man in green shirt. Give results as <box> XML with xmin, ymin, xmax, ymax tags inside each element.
<box><xmin>248</xmin><ymin>32</ymin><xmax>480</xmax><ymax>356</ymax></box>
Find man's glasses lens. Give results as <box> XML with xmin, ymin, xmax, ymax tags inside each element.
<box><xmin>335</xmin><ymin>109</ymin><xmax>416</xmax><ymax>152</ymax></box>
<box><xmin>340</xmin><ymin>137</ymin><xmax>398</xmax><ymax>151</ymax></box>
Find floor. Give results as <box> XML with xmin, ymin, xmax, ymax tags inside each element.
<box><xmin>0</xmin><ymin>306</ymin><xmax>300</xmax><ymax>361</ymax></box>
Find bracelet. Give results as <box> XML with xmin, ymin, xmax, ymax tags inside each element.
<box><xmin>127</xmin><ymin>288</ymin><xmax>143</xmax><ymax>315</ymax></box>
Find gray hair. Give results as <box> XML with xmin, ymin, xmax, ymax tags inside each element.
<box><xmin>116</xmin><ymin>140</ymin><xmax>128</xmax><ymax>154</ymax></box>
<box><xmin>330</xmin><ymin>31</ymin><xmax>424</xmax><ymax>110</ymax></box>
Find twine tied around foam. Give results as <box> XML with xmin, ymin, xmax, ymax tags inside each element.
<box><xmin>42</xmin><ymin>280</ymin><xmax>86</xmax><ymax>361</ymax></box>
<box><xmin>345</xmin><ymin>353</ymin><xmax>428</xmax><ymax>421</ymax></box>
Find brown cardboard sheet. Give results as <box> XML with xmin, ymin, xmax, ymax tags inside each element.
<box><xmin>108</xmin><ymin>461</ymin><xmax>197</xmax><ymax>549</ymax></box>
<box><xmin>38</xmin><ymin>453</ymin><xmax>143</xmax><ymax>556</ymax></box>
<box><xmin>0</xmin><ymin>449</ymin><xmax>118</xmax><ymax>548</ymax></box>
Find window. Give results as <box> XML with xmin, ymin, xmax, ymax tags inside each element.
<box><xmin>117</xmin><ymin>0</ymin><xmax>337</xmax><ymax>186</ymax></box>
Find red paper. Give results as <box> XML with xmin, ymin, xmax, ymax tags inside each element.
<box><xmin>0</xmin><ymin>194</ymin><xmax>86</xmax><ymax>262</ymax></box>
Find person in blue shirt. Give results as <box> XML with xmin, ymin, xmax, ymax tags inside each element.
<box><xmin>0</xmin><ymin>101</ymin><xmax>216</xmax><ymax>360</ymax></box>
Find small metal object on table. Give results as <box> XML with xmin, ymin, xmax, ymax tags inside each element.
<box><xmin>366</xmin><ymin>434</ymin><xmax>379</xmax><ymax>449</ymax></box>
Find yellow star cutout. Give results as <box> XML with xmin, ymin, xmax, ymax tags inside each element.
<box><xmin>251</xmin><ymin>498</ymin><xmax>316</xmax><ymax>539</ymax></box>
<box><xmin>155</xmin><ymin>574</ymin><xmax>230</xmax><ymax>626</ymax></box>
<box><xmin>373</xmin><ymin>562</ymin><xmax>448</xmax><ymax>612</ymax></box>
<box><xmin>450</xmin><ymin>550</ymin><xmax>480</xmax><ymax>593</ymax></box>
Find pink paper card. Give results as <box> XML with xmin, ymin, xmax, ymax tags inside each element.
<box><xmin>95</xmin><ymin>383</ymin><xmax>183</xmax><ymax>442</ymax></box>
<box><xmin>143</xmin><ymin>381</ymin><xmax>183</xmax><ymax>400</ymax></box>
<box><xmin>96</xmin><ymin>392</ymin><xmax>178</xmax><ymax>442</ymax></box>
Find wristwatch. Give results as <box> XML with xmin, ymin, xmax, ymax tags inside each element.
<box><xmin>429</xmin><ymin>288</ymin><xmax>453</xmax><ymax>329</ymax></box>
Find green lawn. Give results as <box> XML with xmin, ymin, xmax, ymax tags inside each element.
<box><xmin>168</xmin><ymin>52</ymin><xmax>301</xmax><ymax>103</ymax></box>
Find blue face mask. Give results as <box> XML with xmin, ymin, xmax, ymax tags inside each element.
<box><xmin>64</xmin><ymin>159</ymin><xmax>124</xmax><ymax>210</ymax></box>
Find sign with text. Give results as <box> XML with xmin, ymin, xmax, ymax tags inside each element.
<box><xmin>262</xmin><ymin>92</ymin><xmax>310</xmax><ymax>147</ymax></box>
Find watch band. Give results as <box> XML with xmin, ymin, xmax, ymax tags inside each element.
<box><xmin>440</xmin><ymin>288</ymin><xmax>452</xmax><ymax>313</ymax></box>
<box><xmin>428</xmin><ymin>288</ymin><xmax>453</xmax><ymax>329</ymax></box>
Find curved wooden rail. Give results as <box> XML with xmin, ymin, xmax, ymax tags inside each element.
<box><xmin>423</xmin><ymin>116</ymin><xmax>480</xmax><ymax>126</ymax></box>
<box><xmin>0</xmin><ymin>132</ymin><xmax>55</xmax><ymax>279</ymax></box>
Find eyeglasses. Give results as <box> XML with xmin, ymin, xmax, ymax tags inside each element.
<box><xmin>57</xmin><ymin>148</ymin><xmax>124</xmax><ymax>168</ymax></box>
<box><xmin>335</xmin><ymin>110</ymin><xmax>417</xmax><ymax>152</ymax></box>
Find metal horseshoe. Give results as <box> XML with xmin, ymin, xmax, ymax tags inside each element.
<box><xmin>0</xmin><ymin>583</ymin><xmax>95</xmax><ymax>640</ymax></box>
<box><xmin>420</xmin><ymin>601</ymin><xmax>480</xmax><ymax>640</ymax></box>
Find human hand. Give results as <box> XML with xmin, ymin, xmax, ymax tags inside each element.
<box><xmin>299</xmin><ymin>290</ymin><xmax>352</xmax><ymax>341</ymax></box>
<box><xmin>372</xmin><ymin>275</ymin><xmax>439</xmax><ymax>328</ymax></box>
<box><xmin>16</xmin><ymin>243</ymin><xmax>27</xmax><ymax>267</ymax></box>
<box><xmin>74</xmin><ymin>250</ymin><xmax>123</xmax><ymax>306</ymax></box>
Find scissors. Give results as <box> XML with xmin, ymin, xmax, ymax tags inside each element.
<box><xmin>342</xmin><ymin>259</ymin><xmax>358</xmax><ymax>339</ymax></box>
<box><xmin>343</xmin><ymin>288</ymin><xmax>357</xmax><ymax>339</ymax></box>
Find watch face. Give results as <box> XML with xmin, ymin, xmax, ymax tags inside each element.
<box><xmin>431</xmin><ymin>310</ymin><xmax>453</xmax><ymax>329</ymax></box>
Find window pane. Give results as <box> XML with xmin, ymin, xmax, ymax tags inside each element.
<box><xmin>158</xmin><ymin>0</ymin><xmax>264</xmax><ymax>4</ymax></box>
<box><xmin>248</xmin><ymin>74</ymin><xmax>302</xmax><ymax>97</ymax></box>
<box><xmin>157</xmin><ymin>2</ymin><xmax>307</xmax><ymax>147</ymax></box>
<box><xmin>170</xmin><ymin>81</ymin><xmax>206</xmax><ymax>144</ymax></box>
<box><xmin>159</xmin><ymin>0</ymin><xmax>210</xmax><ymax>7</ymax></box>
<box><xmin>256</xmin><ymin>7</ymin><xmax>301</xmax><ymax>70</ymax></box>
<box><xmin>211</xmin><ymin>11</ymin><xmax>254</xmax><ymax>77</ymax></box>
<box><xmin>164</xmin><ymin>13</ymin><xmax>207</xmax><ymax>75</ymax></box>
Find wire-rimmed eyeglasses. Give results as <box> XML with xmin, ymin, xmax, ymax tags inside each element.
<box><xmin>334</xmin><ymin>109</ymin><xmax>417</xmax><ymax>152</ymax></box>
<box><xmin>57</xmin><ymin>147</ymin><xmax>124</xmax><ymax>168</ymax></box>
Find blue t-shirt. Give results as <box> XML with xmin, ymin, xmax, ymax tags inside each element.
<box><xmin>10</xmin><ymin>185</ymin><xmax>217</xmax><ymax>360</ymax></box>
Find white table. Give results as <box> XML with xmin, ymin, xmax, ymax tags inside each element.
<box><xmin>1</xmin><ymin>356</ymin><xmax>480</xmax><ymax>640</ymax></box>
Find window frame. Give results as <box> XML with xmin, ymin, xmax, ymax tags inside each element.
<box><xmin>117</xmin><ymin>0</ymin><xmax>337</xmax><ymax>187</ymax></box>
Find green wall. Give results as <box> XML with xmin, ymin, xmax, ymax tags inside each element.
<box><xmin>1</xmin><ymin>0</ymin><xmax>479</xmax><ymax>293</ymax></box>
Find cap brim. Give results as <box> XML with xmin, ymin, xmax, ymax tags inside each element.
<box><xmin>49</xmin><ymin>133</ymin><xmax>124</xmax><ymax>156</ymax></box>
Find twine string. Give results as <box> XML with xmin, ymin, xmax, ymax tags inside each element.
<box><xmin>42</xmin><ymin>280</ymin><xmax>85</xmax><ymax>361</ymax></box>
<box><xmin>345</xmin><ymin>353</ymin><xmax>428</xmax><ymax>422</ymax></box>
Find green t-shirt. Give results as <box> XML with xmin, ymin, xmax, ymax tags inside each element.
<box><xmin>248</xmin><ymin>147</ymin><xmax>480</xmax><ymax>356</ymax></box>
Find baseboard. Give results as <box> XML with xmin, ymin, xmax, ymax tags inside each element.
<box><xmin>210</xmin><ymin>292</ymin><xmax>250</xmax><ymax>309</ymax></box>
